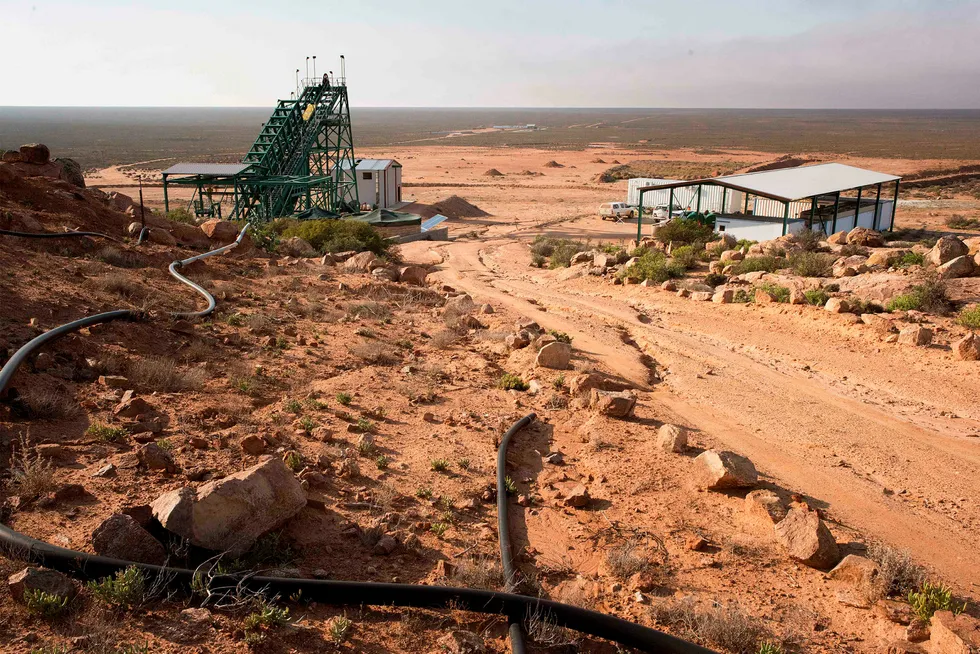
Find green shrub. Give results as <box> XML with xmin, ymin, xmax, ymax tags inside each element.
<box><xmin>499</xmin><ymin>373</ymin><xmax>529</xmax><ymax>391</ymax></box>
<box><xmin>791</xmin><ymin>228</ymin><xmax>825</xmax><ymax>252</ymax></box>
<box><xmin>86</xmin><ymin>423</ymin><xmax>127</xmax><ymax>443</ymax></box>
<box><xmin>897</xmin><ymin>251</ymin><xmax>925</xmax><ymax>268</ymax></box>
<box><xmin>731</xmin><ymin>256</ymin><xmax>784</xmax><ymax>275</ymax></box>
<box><xmin>430</xmin><ymin>458</ymin><xmax>450</xmax><ymax>472</ymax></box>
<box><xmin>247</xmin><ymin>222</ymin><xmax>280</xmax><ymax>253</ymax></box>
<box><xmin>24</xmin><ymin>589</ymin><xmax>70</xmax><ymax>619</ymax></box>
<box><xmin>530</xmin><ymin>236</ymin><xmax>558</xmax><ymax>257</ymax></box>
<box><xmin>789</xmin><ymin>252</ymin><xmax>834</xmax><ymax>277</ymax></box>
<box><xmin>87</xmin><ymin>566</ymin><xmax>147</xmax><ymax>610</ymax></box>
<box><xmin>336</xmin><ymin>391</ymin><xmax>353</xmax><ymax>406</ymax></box>
<box><xmin>706</xmin><ymin>242</ymin><xmax>727</xmax><ymax>259</ymax></box>
<box><xmin>907</xmin><ymin>581</ymin><xmax>965</xmax><ymax>622</ymax></box>
<box><xmin>670</xmin><ymin>245</ymin><xmax>701</xmax><ymax>270</ymax></box>
<box><xmin>758</xmin><ymin>283</ymin><xmax>790</xmax><ymax>303</ymax></box>
<box><xmin>623</xmin><ymin>249</ymin><xmax>685</xmax><ymax>283</ymax></box>
<box><xmin>279</xmin><ymin>219</ymin><xmax>393</xmax><ymax>256</ymax></box>
<box><xmin>887</xmin><ymin>293</ymin><xmax>921</xmax><ymax>312</ymax></box>
<box><xmin>957</xmin><ymin>305</ymin><xmax>980</xmax><ymax>329</ymax></box>
<box><xmin>243</xmin><ymin>600</ymin><xmax>289</xmax><ymax>643</ymax></box>
<box><xmin>732</xmin><ymin>289</ymin><xmax>753</xmax><ymax>303</ymax></box>
<box><xmin>504</xmin><ymin>476</ymin><xmax>518</xmax><ymax>494</ymax></box>
<box><xmin>886</xmin><ymin>277</ymin><xmax>950</xmax><ymax>314</ymax></box>
<box><xmin>757</xmin><ymin>643</ymin><xmax>785</xmax><ymax>654</ymax></box>
<box><xmin>704</xmin><ymin>273</ymin><xmax>727</xmax><ymax>287</ymax></box>
<box><xmin>735</xmin><ymin>239</ymin><xmax>757</xmax><ymax>250</ymax></box>
<box><xmin>654</xmin><ymin>219</ymin><xmax>715</xmax><ymax>246</ymax></box>
<box><xmin>804</xmin><ymin>289</ymin><xmax>830</xmax><ymax>306</ymax></box>
<box><xmin>530</xmin><ymin>253</ymin><xmax>546</xmax><ymax>268</ymax></box>
<box><xmin>549</xmin><ymin>240</ymin><xmax>588</xmax><ymax>268</ymax></box>
<box><xmin>945</xmin><ymin>214</ymin><xmax>980</xmax><ymax>229</ymax></box>
<box><xmin>329</xmin><ymin>615</ymin><xmax>353</xmax><ymax>644</ymax></box>
<box><xmin>548</xmin><ymin>330</ymin><xmax>572</xmax><ymax>344</ymax></box>
<box><xmin>167</xmin><ymin>207</ymin><xmax>195</xmax><ymax>225</ymax></box>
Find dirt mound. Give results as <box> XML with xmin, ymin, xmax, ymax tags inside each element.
<box><xmin>543</xmin><ymin>160</ymin><xmax>564</xmax><ymax>168</ymax></box>
<box><xmin>518</xmin><ymin>170</ymin><xmax>543</xmax><ymax>177</ymax></box>
<box><xmin>591</xmin><ymin>158</ymin><xmax>606</xmax><ymax>164</ymax></box>
<box><xmin>431</xmin><ymin>195</ymin><xmax>491</xmax><ymax>219</ymax></box>
<box><xmin>483</xmin><ymin>168</ymin><xmax>504</xmax><ymax>177</ymax></box>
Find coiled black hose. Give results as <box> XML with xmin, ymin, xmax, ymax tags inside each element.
<box><xmin>497</xmin><ymin>412</ymin><xmax>536</xmax><ymax>653</ymax></box>
<box><xmin>0</xmin><ymin>230</ymin><xmax>716</xmax><ymax>653</ymax></box>
<box><xmin>0</xmin><ymin>228</ymin><xmax>120</xmax><ymax>241</ymax></box>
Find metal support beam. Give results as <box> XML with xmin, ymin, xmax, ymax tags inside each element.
<box><xmin>744</xmin><ymin>193</ymin><xmax>750</xmax><ymax>214</ymax></box>
<box><xmin>668</xmin><ymin>188</ymin><xmax>674</xmax><ymax>220</ymax></box>
<box><xmin>831</xmin><ymin>192</ymin><xmax>840</xmax><ymax>234</ymax></box>
<box><xmin>636</xmin><ymin>189</ymin><xmax>644</xmax><ymax>244</ymax></box>
<box><xmin>890</xmin><ymin>180</ymin><xmax>900</xmax><ymax>231</ymax></box>
<box><xmin>782</xmin><ymin>202</ymin><xmax>789</xmax><ymax>236</ymax></box>
<box><xmin>872</xmin><ymin>182</ymin><xmax>883</xmax><ymax>230</ymax></box>
<box><xmin>162</xmin><ymin>175</ymin><xmax>170</xmax><ymax>214</ymax></box>
<box><xmin>810</xmin><ymin>196</ymin><xmax>818</xmax><ymax>230</ymax></box>
<box><xmin>721</xmin><ymin>187</ymin><xmax>727</xmax><ymax>215</ymax></box>
<box><xmin>696</xmin><ymin>185</ymin><xmax>702</xmax><ymax>213</ymax></box>
<box><xmin>853</xmin><ymin>187</ymin><xmax>862</xmax><ymax>234</ymax></box>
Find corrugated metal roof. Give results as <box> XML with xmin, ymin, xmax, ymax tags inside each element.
<box><xmin>162</xmin><ymin>163</ymin><xmax>250</xmax><ymax>176</ymax></box>
<box><xmin>713</xmin><ymin>164</ymin><xmax>900</xmax><ymax>202</ymax></box>
<box><xmin>340</xmin><ymin>159</ymin><xmax>401</xmax><ymax>171</ymax></box>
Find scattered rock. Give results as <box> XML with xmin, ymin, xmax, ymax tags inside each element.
<box><xmin>437</xmin><ymin>630</ymin><xmax>486</xmax><ymax>654</ymax></box>
<box><xmin>19</xmin><ymin>143</ymin><xmax>51</xmax><ymax>165</ymax></box>
<box><xmin>927</xmin><ymin>235</ymin><xmax>969</xmax><ymax>266</ymax></box>
<box><xmin>686</xmin><ymin>536</ymin><xmax>709</xmax><ymax>552</ymax></box>
<box><xmin>897</xmin><ymin>325</ymin><xmax>932</xmax><ymax>347</ymax></box>
<box><xmin>657</xmin><ymin>424</ymin><xmax>687</xmax><ymax>453</ymax></box>
<box><xmin>8</xmin><ymin>567</ymin><xmax>78</xmax><ymax>603</ymax></box>
<box><xmin>774</xmin><ymin>506</ymin><xmax>840</xmax><ymax>569</ymax></box>
<box><xmin>755</xmin><ymin>289</ymin><xmax>778</xmax><ymax>304</ymax></box>
<box><xmin>720</xmin><ymin>250</ymin><xmax>745</xmax><ymax>263</ymax></box>
<box><xmin>151</xmin><ymin>456</ymin><xmax>306</xmax><ymax>555</ymax></box>
<box><xmin>883</xmin><ymin>641</ymin><xmax>926</xmax><ymax>654</ymax></box>
<box><xmin>343</xmin><ymin>251</ymin><xmax>380</xmax><ymax>273</ymax></box>
<box><xmin>505</xmin><ymin>332</ymin><xmax>530</xmax><ymax>350</ymax></box>
<box><xmin>240</xmin><ymin>435</ymin><xmax>266</xmax><ymax>455</ymax></box>
<box><xmin>827</xmin><ymin>554</ymin><xmax>879</xmax><ymax>606</ymax></box>
<box><xmin>744</xmin><ymin>489</ymin><xmax>788</xmax><ymax>525</ymax></box>
<box><xmin>543</xmin><ymin>451</ymin><xmax>565</xmax><ymax>465</ymax></box>
<box><xmin>93</xmin><ymin>463</ymin><xmax>117</xmax><ymax>478</ymax></box>
<box><xmin>373</xmin><ymin>535</ymin><xmax>398</xmax><ymax>556</ymax></box>
<box><xmin>563</xmin><ymin>484</ymin><xmax>590</xmax><ymax>508</ymax></box>
<box><xmin>570</xmin><ymin>251</ymin><xmax>594</xmax><ymax>265</ymax></box>
<box><xmin>712</xmin><ymin>289</ymin><xmax>734</xmax><ymax>304</ymax></box>
<box><xmin>114</xmin><ymin>396</ymin><xmax>152</xmax><ymax>418</ymax></box>
<box><xmin>536</xmin><ymin>341</ymin><xmax>571</xmax><ymax>370</ymax></box>
<box><xmin>479</xmin><ymin>303</ymin><xmax>494</xmax><ymax>314</ymax></box>
<box><xmin>398</xmin><ymin>265</ymin><xmax>429</xmax><ymax>286</ymax></box>
<box><xmin>690</xmin><ymin>291</ymin><xmax>713</xmax><ymax>302</ymax></box>
<box><xmin>661</xmin><ymin>280</ymin><xmax>677</xmax><ymax>292</ymax></box>
<box><xmin>954</xmin><ymin>333</ymin><xmax>980</xmax><ymax>361</ymax></box>
<box><xmin>827</xmin><ymin>231</ymin><xmax>848</xmax><ymax>245</ymax></box>
<box><xmin>906</xmin><ymin>620</ymin><xmax>930</xmax><ymax>643</ymax></box>
<box><xmin>200</xmin><ymin>219</ymin><xmax>240</xmax><ymax>242</ymax></box>
<box><xmin>847</xmin><ymin>227</ymin><xmax>884</xmax><ymax>247</ymax></box>
<box><xmin>874</xmin><ymin>599</ymin><xmax>914</xmax><ymax>625</ymax></box>
<box><xmin>279</xmin><ymin>237</ymin><xmax>316</xmax><ymax>258</ymax></box>
<box><xmin>53</xmin><ymin>484</ymin><xmax>88</xmax><ymax>501</ymax></box>
<box><xmin>92</xmin><ymin>513</ymin><xmax>166</xmax><ymax>565</ymax></box>
<box><xmin>930</xmin><ymin>610</ymin><xmax>980</xmax><ymax>653</ymax></box>
<box><xmin>589</xmin><ymin>389</ymin><xmax>636</xmax><ymax>418</ymax></box>
<box><xmin>825</xmin><ymin>298</ymin><xmax>850</xmax><ymax>314</ymax></box>
<box><xmin>936</xmin><ymin>255</ymin><xmax>975</xmax><ymax>280</ymax></box>
<box><xmin>693</xmin><ymin>450</ymin><xmax>758</xmax><ymax>490</ymax></box>
<box><xmin>137</xmin><ymin>443</ymin><xmax>177</xmax><ymax>473</ymax></box>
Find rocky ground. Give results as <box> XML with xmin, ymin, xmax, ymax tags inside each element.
<box><xmin>0</xmin><ymin>144</ymin><xmax>978</xmax><ymax>653</ymax></box>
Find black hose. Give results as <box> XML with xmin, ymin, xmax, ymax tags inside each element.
<box><xmin>0</xmin><ymin>229</ymin><xmax>119</xmax><ymax>242</ymax></box>
<box><xmin>497</xmin><ymin>413</ymin><xmax>536</xmax><ymax>653</ymax></box>
<box><xmin>167</xmin><ymin>224</ymin><xmax>249</xmax><ymax>319</ymax></box>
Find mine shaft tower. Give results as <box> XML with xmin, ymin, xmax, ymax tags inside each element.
<box><xmin>161</xmin><ymin>57</ymin><xmax>359</xmax><ymax>221</ymax></box>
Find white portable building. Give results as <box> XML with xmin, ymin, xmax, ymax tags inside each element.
<box><xmin>342</xmin><ymin>159</ymin><xmax>403</xmax><ymax>210</ymax></box>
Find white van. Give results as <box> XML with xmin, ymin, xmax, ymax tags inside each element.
<box><xmin>598</xmin><ymin>202</ymin><xmax>635</xmax><ymax>221</ymax></box>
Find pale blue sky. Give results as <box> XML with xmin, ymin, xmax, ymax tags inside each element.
<box><xmin>1</xmin><ymin>0</ymin><xmax>978</xmax><ymax>107</ymax></box>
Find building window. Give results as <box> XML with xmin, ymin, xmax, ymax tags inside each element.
<box><xmin>718</xmin><ymin>225</ymin><xmax>726</xmax><ymax>232</ymax></box>
<box><xmin>362</xmin><ymin>172</ymin><xmax>373</xmax><ymax>180</ymax></box>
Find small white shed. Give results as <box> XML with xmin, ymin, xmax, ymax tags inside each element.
<box><xmin>345</xmin><ymin>159</ymin><xmax>402</xmax><ymax>210</ymax></box>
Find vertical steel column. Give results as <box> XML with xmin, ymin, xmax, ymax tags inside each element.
<box><xmin>636</xmin><ymin>189</ymin><xmax>644</xmax><ymax>244</ymax></box>
<box><xmin>853</xmin><ymin>187</ymin><xmax>862</xmax><ymax>233</ymax></box>
<box><xmin>782</xmin><ymin>202</ymin><xmax>789</xmax><ymax>236</ymax></box>
<box><xmin>810</xmin><ymin>196</ymin><xmax>818</xmax><ymax>230</ymax></box>
<box><xmin>744</xmin><ymin>193</ymin><xmax>750</xmax><ymax>214</ymax></box>
<box><xmin>696</xmin><ymin>185</ymin><xmax>702</xmax><ymax>213</ymax></box>
<box><xmin>721</xmin><ymin>187</ymin><xmax>727</xmax><ymax>215</ymax></box>
<box><xmin>831</xmin><ymin>192</ymin><xmax>841</xmax><ymax>234</ymax></box>
<box><xmin>162</xmin><ymin>175</ymin><xmax>170</xmax><ymax>214</ymax></box>
<box><xmin>668</xmin><ymin>187</ymin><xmax>674</xmax><ymax>220</ymax></box>
<box><xmin>872</xmin><ymin>182</ymin><xmax>883</xmax><ymax>230</ymax></box>
<box><xmin>890</xmin><ymin>180</ymin><xmax>900</xmax><ymax>231</ymax></box>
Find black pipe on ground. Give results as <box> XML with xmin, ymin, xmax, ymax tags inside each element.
<box><xmin>0</xmin><ymin>229</ymin><xmax>119</xmax><ymax>241</ymax></box>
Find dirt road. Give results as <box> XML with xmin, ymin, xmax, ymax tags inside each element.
<box><xmin>410</xmin><ymin>215</ymin><xmax>980</xmax><ymax>598</ymax></box>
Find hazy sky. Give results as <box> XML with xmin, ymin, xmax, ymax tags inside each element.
<box><xmin>2</xmin><ymin>0</ymin><xmax>979</xmax><ymax>108</ymax></box>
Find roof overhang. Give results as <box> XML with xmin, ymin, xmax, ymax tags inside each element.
<box><xmin>162</xmin><ymin>163</ymin><xmax>251</xmax><ymax>177</ymax></box>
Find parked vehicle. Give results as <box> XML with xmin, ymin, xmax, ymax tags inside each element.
<box><xmin>650</xmin><ymin>204</ymin><xmax>687</xmax><ymax>222</ymax></box>
<box><xmin>598</xmin><ymin>202</ymin><xmax>635</xmax><ymax>220</ymax></box>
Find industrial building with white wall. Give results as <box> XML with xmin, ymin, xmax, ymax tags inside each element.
<box><xmin>632</xmin><ymin>163</ymin><xmax>901</xmax><ymax>242</ymax></box>
<box><xmin>342</xmin><ymin>158</ymin><xmax>403</xmax><ymax>210</ymax></box>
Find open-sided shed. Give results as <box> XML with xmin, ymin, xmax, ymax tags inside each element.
<box><xmin>635</xmin><ymin>163</ymin><xmax>901</xmax><ymax>242</ymax></box>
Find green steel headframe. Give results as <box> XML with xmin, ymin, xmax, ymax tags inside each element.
<box><xmin>162</xmin><ymin>70</ymin><xmax>359</xmax><ymax>222</ymax></box>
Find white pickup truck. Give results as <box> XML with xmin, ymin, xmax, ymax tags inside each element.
<box><xmin>598</xmin><ymin>202</ymin><xmax>635</xmax><ymax>221</ymax></box>
<box><xmin>650</xmin><ymin>204</ymin><xmax>687</xmax><ymax>223</ymax></box>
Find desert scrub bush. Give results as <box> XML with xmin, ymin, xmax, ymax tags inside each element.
<box><xmin>457</xmin><ymin>457</ymin><xmax>471</xmax><ymax>470</ymax></box>
<box><xmin>886</xmin><ymin>276</ymin><xmax>950</xmax><ymax>313</ymax></box>
<box><xmin>328</xmin><ymin>614</ymin><xmax>352</xmax><ymax>644</ymax></box>
<box><xmin>285</xmin><ymin>399</ymin><xmax>302</xmax><ymax>414</ymax></box>
<box><xmin>530</xmin><ymin>253</ymin><xmax>546</xmax><ymax>268</ymax></box>
<box><xmin>791</xmin><ymin>228</ymin><xmax>825</xmax><ymax>252</ymax></box>
<box><xmin>415</xmin><ymin>486</ymin><xmax>433</xmax><ymax>500</ymax></box>
<box><xmin>504</xmin><ymin>475</ymin><xmax>518</xmax><ymax>495</ymax></box>
<box><xmin>670</xmin><ymin>245</ymin><xmax>702</xmax><ymax>270</ymax></box>
<box><xmin>654</xmin><ymin>219</ymin><xmax>715</xmax><ymax>246</ymax></box>
<box><xmin>349</xmin><ymin>342</ymin><xmax>395</xmax><ymax>365</ymax></box>
<box><xmin>758</xmin><ymin>283</ymin><xmax>790</xmax><ymax>303</ymax></box>
<box><xmin>430</xmin><ymin>329</ymin><xmax>459</xmax><ymax>350</ymax></box>
<box><xmin>298</xmin><ymin>416</ymin><xmax>316</xmax><ymax>433</ymax></box>
<box><xmin>548</xmin><ymin>329</ymin><xmax>572</xmax><ymax>344</ymax></box>
<box><xmin>530</xmin><ymin>235</ymin><xmax>558</xmax><ymax>258</ymax></box>
<box><xmin>548</xmin><ymin>239</ymin><xmax>589</xmax><ymax>268</ymax></box>
<box><xmin>375</xmin><ymin>454</ymin><xmax>390</xmax><ymax>470</ymax></box>
<box><xmin>430</xmin><ymin>458</ymin><xmax>450</xmax><ymax>472</ymax></box>
<box><xmin>23</xmin><ymin>589</ymin><xmax>71</xmax><ymax>619</ymax></box>
<box><xmin>945</xmin><ymin>214</ymin><xmax>980</xmax><ymax>229</ymax></box>
<box><xmin>706</xmin><ymin>241</ymin><xmax>727</xmax><ymax>259</ymax></box>
<box><xmin>907</xmin><ymin>581</ymin><xmax>965</xmax><ymax>622</ymax></box>
<box><xmin>731</xmin><ymin>288</ymin><xmax>753</xmax><ymax>303</ymax></box>
<box><xmin>803</xmin><ymin>289</ymin><xmax>830</xmax><ymax>306</ymax></box>
<box><xmin>897</xmin><ymin>251</ymin><xmax>925</xmax><ymax>268</ymax></box>
<box><xmin>552</xmin><ymin>374</ymin><xmax>566</xmax><ymax>390</ymax></box>
<box><xmin>346</xmin><ymin>301</ymin><xmax>392</xmax><ymax>321</ymax></box>
<box><xmin>225</xmin><ymin>312</ymin><xmax>245</xmax><ymax>327</ymax></box>
<box><xmin>622</xmin><ymin>249</ymin><xmax>685</xmax><ymax>283</ymax></box>
<box><xmin>499</xmin><ymin>373</ymin><xmax>529</xmax><ymax>391</ymax></box>
<box><xmin>97</xmin><ymin>272</ymin><xmax>146</xmax><ymax>300</ymax></box>
<box><xmin>19</xmin><ymin>386</ymin><xmax>78</xmax><ymax>419</ymax></box>
<box><xmin>731</xmin><ymin>256</ymin><xmax>784</xmax><ymax>275</ymax></box>
<box><xmin>704</xmin><ymin>273</ymin><xmax>727</xmax><ymax>287</ymax></box>
<box><xmin>8</xmin><ymin>435</ymin><xmax>56</xmax><ymax>499</ymax></box>
<box><xmin>166</xmin><ymin>207</ymin><xmax>196</xmax><ymax>224</ymax></box>
<box><xmin>866</xmin><ymin>541</ymin><xmax>927</xmax><ymax>601</ymax></box>
<box><xmin>605</xmin><ymin>539</ymin><xmax>657</xmax><ymax>581</ymax></box>
<box><xmin>243</xmin><ymin>600</ymin><xmax>289</xmax><ymax>644</ymax></box>
<box><xmin>278</xmin><ymin>218</ymin><xmax>393</xmax><ymax>256</ymax></box>
<box><xmin>957</xmin><ymin>305</ymin><xmax>980</xmax><ymax>329</ymax></box>
<box><xmin>283</xmin><ymin>451</ymin><xmax>303</xmax><ymax>472</ymax></box>
<box><xmin>85</xmin><ymin>422</ymin><xmax>126</xmax><ymax>443</ymax></box>
<box><xmin>448</xmin><ymin>556</ymin><xmax>504</xmax><ymax>590</ymax></box>
<box><xmin>336</xmin><ymin>391</ymin><xmax>353</xmax><ymax>406</ymax></box>
<box><xmin>128</xmin><ymin>356</ymin><xmax>205</xmax><ymax>392</ymax></box>
<box><xmin>788</xmin><ymin>251</ymin><xmax>834</xmax><ymax>277</ymax></box>
<box><xmin>650</xmin><ymin>597</ymin><xmax>770</xmax><ymax>654</ymax></box>
<box><xmin>430</xmin><ymin>522</ymin><xmax>450</xmax><ymax>538</ymax></box>
<box><xmin>96</xmin><ymin>246</ymin><xmax>146</xmax><ymax>269</ymax></box>
<box><xmin>87</xmin><ymin>566</ymin><xmax>147</xmax><ymax>610</ymax></box>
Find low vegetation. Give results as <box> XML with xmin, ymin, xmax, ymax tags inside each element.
<box><xmin>731</xmin><ymin>256</ymin><xmax>784</xmax><ymax>275</ymax></box>
<box><xmin>651</xmin><ymin>597</ymin><xmax>772</xmax><ymax>654</ymax></box>
<box><xmin>621</xmin><ymin>249</ymin><xmax>685</xmax><ymax>283</ymax></box>
<box><xmin>907</xmin><ymin>581</ymin><xmax>965</xmax><ymax>622</ymax></box>
<box><xmin>803</xmin><ymin>289</ymin><xmax>830</xmax><ymax>306</ymax></box>
<box><xmin>654</xmin><ymin>219</ymin><xmax>715</xmax><ymax>246</ymax></box>
<box><xmin>945</xmin><ymin>214</ymin><xmax>980</xmax><ymax>229</ymax></box>
<box><xmin>885</xmin><ymin>277</ymin><xmax>950</xmax><ymax>313</ymax></box>
<box><xmin>87</xmin><ymin>566</ymin><xmax>148</xmax><ymax>610</ymax></box>
<box><xmin>243</xmin><ymin>600</ymin><xmax>290</xmax><ymax>644</ymax></box>
<box><xmin>498</xmin><ymin>373</ymin><xmax>529</xmax><ymax>391</ymax></box>
<box><xmin>788</xmin><ymin>252</ymin><xmax>834</xmax><ymax>277</ymax></box>
<box><xmin>956</xmin><ymin>305</ymin><xmax>980</xmax><ymax>329</ymax></box>
<box><xmin>8</xmin><ymin>435</ymin><xmax>56</xmax><ymax>499</ymax></box>
<box><xmin>274</xmin><ymin>218</ymin><xmax>394</xmax><ymax>257</ymax></box>
<box><xmin>23</xmin><ymin>589</ymin><xmax>71</xmax><ymax>619</ymax></box>
<box><xmin>757</xmin><ymin>283</ymin><xmax>790</xmax><ymax>303</ymax></box>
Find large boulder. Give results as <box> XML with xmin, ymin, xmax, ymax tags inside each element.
<box><xmin>19</xmin><ymin>143</ymin><xmax>50</xmax><ymax>165</ymax></box>
<box><xmin>928</xmin><ymin>236</ymin><xmax>969</xmax><ymax>266</ymax></box>
<box><xmin>866</xmin><ymin>249</ymin><xmax>908</xmax><ymax>268</ymax></box>
<box><xmin>589</xmin><ymin>389</ymin><xmax>636</xmax><ymax>418</ymax></box>
<box><xmin>343</xmin><ymin>251</ymin><xmax>380</xmax><ymax>273</ymax></box>
<box><xmin>151</xmin><ymin>456</ymin><xmax>306</xmax><ymax>555</ymax></box>
<box><xmin>825</xmin><ymin>298</ymin><xmax>850</xmax><ymax>314</ymax></box>
<box><xmin>169</xmin><ymin>222</ymin><xmax>211</xmax><ymax>249</ymax></box>
<box><xmin>954</xmin><ymin>333</ymin><xmax>980</xmax><ymax>361</ymax></box>
<box><xmin>55</xmin><ymin>157</ymin><xmax>85</xmax><ymax>187</ymax></box>
<box><xmin>720</xmin><ymin>250</ymin><xmax>745</xmax><ymax>263</ymax></box>
<box><xmin>897</xmin><ymin>325</ymin><xmax>932</xmax><ymax>347</ymax></box>
<box><xmin>398</xmin><ymin>265</ymin><xmax>428</xmax><ymax>286</ymax></box>
<box><xmin>568</xmin><ymin>372</ymin><xmax>623</xmax><ymax>396</ymax></box>
<box><xmin>536</xmin><ymin>342</ymin><xmax>571</xmax><ymax>370</ymax></box>
<box><xmin>936</xmin><ymin>255</ymin><xmax>975</xmax><ymax>280</ymax></box>
<box><xmin>8</xmin><ymin>567</ymin><xmax>78</xmax><ymax>603</ymax></box>
<box><xmin>92</xmin><ymin>513</ymin><xmax>166</xmax><ymax>565</ymax></box>
<box><xmin>657</xmin><ymin>424</ymin><xmax>687</xmax><ymax>453</ymax></box>
<box><xmin>774</xmin><ymin>506</ymin><xmax>840</xmax><ymax>569</ymax></box>
<box><xmin>827</xmin><ymin>231</ymin><xmax>849</xmax><ymax>245</ymax></box>
<box><xmin>744</xmin><ymin>489</ymin><xmax>787</xmax><ymax>525</ymax></box>
<box><xmin>280</xmin><ymin>236</ymin><xmax>316</xmax><ymax>258</ymax></box>
<box><xmin>827</xmin><ymin>554</ymin><xmax>880</xmax><ymax>606</ymax></box>
<box><xmin>200</xmin><ymin>219</ymin><xmax>241</xmax><ymax>243</ymax></box>
<box><xmin>847</xmin><ymin>227</ymin><xmax>884</xmax><ymax>247</ymax></box>
<box><xmin>930</xmin><ymin>610</ymin><xmax>980</xmax><ymax>654</ymax></box>
<box><xmin>146</xmin><ymin>227</ymin><xmax>178</xmax><ymax>246</ymax></box>
<box><xmin>693</xmin><ymin>450</ymin><xmax>758</xmax><ymax>490</ymax></box>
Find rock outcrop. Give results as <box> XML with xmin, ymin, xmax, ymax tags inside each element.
<box><xmin>774</xmin><ymin>506</ymin><xmax>840</xmax><ymax>569</ymax></box>
<box><xmin>693</xmin><ymin>450</ymin><xmax>758</xmax><ymax>490</ymax></box>
<box><xmin>92</xmin><ymin>513</ymin><xmax>166</xmax><ymax>565</ymax></box>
